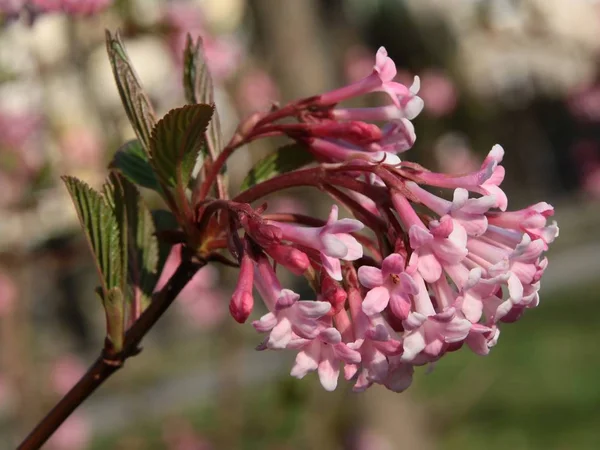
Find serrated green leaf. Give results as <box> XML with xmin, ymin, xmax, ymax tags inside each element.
<box><xmin>63</xmin><ymin>176</ymin><xmax>123</xmax><ymax>294</ymax></box>
<box><xmin>110</xmin><ymin>139</ymin><xmax>162</xmax><ymax>192</ymax></box>
<box><xmin>149</xmin><ymin>104</ymin><xmax>213</xmax><ymax>191</ymax></box>
<box><xmin>240</xmin><ymin>143</ymin><xmax>315</xmax><ymax>191</ymax></box>
<box><xmin>99</xmin><ymin>287</ymin><xmax>125</xmax><ymax>353</ymax></box>
<box><xmin>108</xmin><ymin>173</ymin><xmax>159</xmax><ymax>313</ymax></box>
<box><xmin>106</xmin><ymin>30</ymin><xmax>157</xmax><ymax>153</ymax></box>
<box><xmin>183</xmin><ymin>35</ymin><xmax>223</xmax><ymax>159</ymax></box>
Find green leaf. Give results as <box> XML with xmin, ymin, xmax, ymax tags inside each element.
<box><xmin>183</xmin><ymin>35</ymin><xmax>223</xmax><ymax>159</ymax></box>
<box><xmin>240</xmin><ymin>143</ymin><xmax>315</xmax><ymax>191</ymax></box>
<box><xmin>63</xmin><ymin>176</ymin><xmax>123</xmax><ymax>294</ymax></box>
<box><xmin>110</xmin><ymin>139</ymin><xmax>161</xmax><ymax>192</ymax></box>
<box><xmin>107</xmin><ymin>172</ymin><xmax>159</xmax><ymax>312</ymax></box>
<box><xmin>149</xmin><ymin>104</ymin><xmax>213</xmax><ymax>191</ymax></box>
<box><xmin>106</xmin><ymin>30</ymin><xmax>157</xmax><ymax>153</ymax></box>
<box><xmin>98</xmin><ymin>287</ymin><xmax>125</xmax><ymax>353</ymax></box>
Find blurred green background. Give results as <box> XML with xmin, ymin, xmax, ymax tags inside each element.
<box><xmin>1</xmin><ymin>0</ymin><xmax>600</xmax><ymax>449</ymax></box>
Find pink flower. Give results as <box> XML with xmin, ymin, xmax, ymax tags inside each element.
<box><xmin>358</xmin><ymin>253</ymin><xmax>417</xmax><ymax>318</ymax></box>
<box><xmin>416</xmin><ymin>145</ymin><xmax>508</xmax><ymax>211</ymax></box>
<box><xmin>269</xmin><ymin>205</ymin><xmax>364</xmax><ymax>280</ymax></box>
<box><xmin>319</xmin><ymin>47</ymin><xmax>423</xmax><ymax>120</ymax></box>
<box><xmin>400</xmin><ymin>274</ymin><xmax>471</xmax><ymax>362</ymax></box>
<box><xmin>407</xmin><ymin>183</ymin><xmax>495</xmax><ymax>237</ymax></box>
<box><xmin>252</xmin><ymin>255</ymin><xmax>330</xmax><ymax>348</ymax></box>
<box><xmin>290</xmin><ymin>327</ymin><xmax>361</xmax><ymax>391</ymax></box>
<box><xmin>344</xmin><ymin>273</ymin><xmax>404</xmax><ymax>391</ymax></box>
<box><xmin>308</xmin><ymin>137</ymin><xmax>401</xmax><ymax>166</ymax></box>
<box><xmin>487</xmin><ymin>202</ymin><xmax>558</xmax><ymax>249</ymax></box>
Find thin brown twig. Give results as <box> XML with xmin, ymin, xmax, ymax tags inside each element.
<box><xmin>17</xmin><ymin>255</ymin><xmax>204</xmax><ymax>450</ymax></box>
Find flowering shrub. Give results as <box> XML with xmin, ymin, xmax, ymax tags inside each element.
<box><xmin>18</xmin><ymin>33</ymin><xmax>558</xmax><ymax>448</ymax></box>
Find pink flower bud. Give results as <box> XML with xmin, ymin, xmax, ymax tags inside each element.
<box><xmin>308</xmin><ymin>121</ymin><xmax>382</xmax><ymax>145</ymax></box>
<box><xmin>229</xmin><ymin>253</ymin><xmax>254</xmax><ymax>323</ymax></box>
<box><xmin>240</xmin><ymin>214</ymin><xmax>282</xmax><ymax>248</ymax></box>
<box><xmin>321</xmin><ymin>277</ymin><xmax>347</xmax><ymax>316</ymax></box>
<box><xmin>265</xmin><ymin>244</ymin><xmax>309</xmax><ymax>275</ymax></box>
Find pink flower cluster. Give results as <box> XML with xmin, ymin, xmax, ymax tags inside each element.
<box><xmin>0</xmin><ymin>0</ymin><xmax>111</xmax><ymax>18</ymax></box>
<box><xmin>213</xmin><ymin>47</ymin><xmax>559</xmax><ymax>392</ymax></box>
<box><xmin>31</xmin><ymin>0</ymin><xmax>112</xmax><ymax>15</ymax></box>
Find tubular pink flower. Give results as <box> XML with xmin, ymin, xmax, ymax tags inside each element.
<box><xmin>252</xmin><ymin>255</ymin><xmax>331</xmax><ymax>348</ymax></box>
<box><xmin>318</xmin><ymin>47</ymin><xmax>423</xmax><ymax>120</ymax></box>
<box><xmin>308</xmin><ymin>138</ymin><xmax>401</xmax><ymax>165</ymax></box>
<box><xmin>229</xmin><ymin>253</ymin><xmax>254</xmax><ymax>323</ymax></box>
<box><xmin>374</xmin><ymin>119</ymin><xmax>416</xmax><ymax>154</ymax></box>
<box><xmin>393</xmin><ymin>193</ymin><xmax>469</xmax><ymax>283</ymax></box>
<box><xmin>343</xmin><ymin>272</ymin><xmax>404</xmax><ymax>391</ymax></box>
<box><xmin>358</xmin><ymin>253</ymin><xmax>417</xmax><ymax>319</ymax></box>
<box><xmin>406</xmin><ymin>183</ymin><xmax>495</xmax><ymax>236</ymax></box>
<box><xmin>487</xmin><ymin>202</ymin><xmax>559</xmax><ymax>249</ymax></box>
<box><xmin>290</xmin><ymin>327</ymin><xmax>361</xmax><ymax>391</ymax></box>
<box><xmin>268</xmin><ymin>205</ymin><xmax>364</xmax><ymax>280</ymax></box>
<box><xmin>466</xmin><ymin>323</ymin><xmax>500</xmax><ymax>356</ymax></box>
<box><xmin>416</xmin><ymin>145</ymin><xmax>508</xmax><ymax>211</ymax></box>
<box><xmin>407</xmin><ymin>217</ymin><xmax>469</xmax><ymax>284</ymax></box>
<box><xmin>400</xmin><ymin>274</ymin><xmax>471</xmax><ymax>362</ymax></box>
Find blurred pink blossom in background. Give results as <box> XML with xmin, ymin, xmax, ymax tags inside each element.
<box><xmin>568</xmin><ymin>82</ymin><xmax>600</xmax><ymax>122</ymax></box>
<box><xmin>155</xmin><ymin>245</ymin><xmax>226</xmax><ymax>330</ymax></box>
<box><xmin>59</xmin><ymin>128</ymin><xmax>104</xmax><ymax>170</ymax></box>
<box><xmin>236</xmin><ymin>67</ymin><xmax>280</xmax><ymax>113</ymax></box>
<box><xmin>571</xmin><ymin>140</ymin><xmax>600</xmax><ymax>198</ymax></box>
<box><xmin>46</xmin><ymin>413</ymin><xmax>90</xmax><ymax>450</ymax></box>
<box><xmin>50</xmin><ymin>354</ymin><xmax>87</xmax><ymax>395</ymax></box>
<box><xmin>419</xmin><ymin>70</ymin><xmax>458</xmax><ymax>117</ymax></box>
<box><xmin>0</xmin><ymin>270</ymin><xmax>16</xmax><ymax>317</ymax></box>
<box><xmin>162</xmin><ymin>418</ymin><xmax>213</xmax><ymax>450</ymax></box>
<box><xmin>265</xmin><ymin>195</ymin><xmax>308</xmax><ymax>215</ymax></box>
<box><xmin>344</xmin><ymin>45</ymin><xmax>375</xmax><ymax>83</ymax></box>
<box><xmin>434</xmin><ymin>133</ymin><xmax>480</xmax><ymax>175</ymax></box>
<box><xmin>0</xmin><ymin>0</ymin><xmax>26</xmax><ymax>16</ymax></box>
<box><xmin>165</xmin><ymin>2</ymin><xmax>242</xmax><ymax>80</ymax></box>
<box><xmin>31</xmin><ymin>0</ymin><xmax>112</xmax><ymax>16</ymax></box>
<box><xmin>0</xmin><ymin>110</ymin><xmax>42</xmax><ymax>154</ymax></box>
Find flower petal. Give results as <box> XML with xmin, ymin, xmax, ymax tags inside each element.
<box><xmin>321</xmin><ymin>254</ymin><xmax>342</xmax><ymax>281</ymax></box>
<box><xmin>268</xmin><ymin>318</ymin><xmax>293</xmax><ymax>349</ymax></box>
<box><xmin>357</xmin><ymin>266</ymin><xmax>384</xmax><ymax>289</ymax></box>
<box><xmin>362</xmin><ymin>286</ymin><xmax>391</xmax><ymax>316</ymax></box>
<box><xmin>335</xmin><ymin>234</ymin><xmax>363</xmax><ymax>261</ymax></box>
<box><xmin>381</xmin><ymin>253</ymin><xmax>406</xmax><ymax>277</ymax></box>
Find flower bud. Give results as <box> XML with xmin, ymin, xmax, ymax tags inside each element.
<box><xmin>229</xmin><ymin>253</ymin><xmax>254</xmax><ymax>323</ymax></box>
